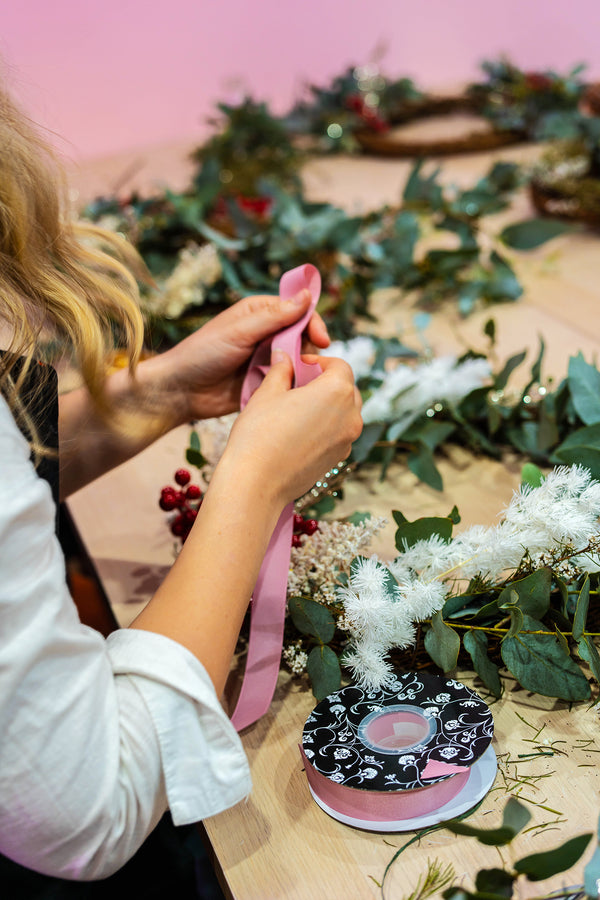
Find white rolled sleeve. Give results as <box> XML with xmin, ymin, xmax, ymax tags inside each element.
<box><xmin>0</xmin><ymin>397</ymin><xmax>251</xmax><ymax>880</ymax></box>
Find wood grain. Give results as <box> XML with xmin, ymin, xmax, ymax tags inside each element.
<box><xmin>66</xmin><ymin>130</ymin><xmax>600</xmax><ymax>899</ymax></box>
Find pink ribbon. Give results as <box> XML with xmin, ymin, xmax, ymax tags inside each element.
<box><xmin>300</xmin><ymin>747</ymin><xmax>470</xmax><ymax>823</ymax></box>
<box><xmin>230</xmin><ymin>264</ymin><xmax>322</xmax><ymax>731</ymax></box>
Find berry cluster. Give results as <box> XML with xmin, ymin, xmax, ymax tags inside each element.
<box><xmin>159</xmin><ymin>468</ymin><xmax>203</xmax><ymax>544</ymax></box>
<box><xmin>345</xmin><ymin>93</ymin><xmax>390</xmax><ymax>133</ymax></box>
<box><xmin>292</xmin><ymin>513</ymin><xmax>319</xmax><ymax>548</ymax></box>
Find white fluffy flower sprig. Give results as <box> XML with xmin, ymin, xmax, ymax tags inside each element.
<box><xmin>360</xmin><ymin>355</ymin><xmax>492</xmax><ymax>433</ymax></box>
<box><xmin>145</xmin><ymin>242</ymin><xmax>222</xmax><ymax>319</ymax></box>
<box><xmin>322</xmin><ymin>337</ymin><xmax>491</xmax><ymax>435</ymax></box>
<box><xmin>339</xmin><ymin>465</ymin><xmax>600</xmax><ymax>690</ymax></box>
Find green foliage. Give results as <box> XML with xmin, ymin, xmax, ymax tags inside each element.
<box><xmin>306</xmin><ymin>645</ymin><xmax>341</xmax><ymax>701</ymax></box>
<box><xmin>284</xmin><ymin>64</ymin><xmax>422</xmax><ymax>152</ymax></box>
<box><xmin>185</xmin><ymin>429</ymin><xmax>207</xmax><ymax>470</ymax></box>
<box><xmin>443</xmin><ymin>799</ymin><xmax>597</xmax><ymax>900</ymax></box>
<box><xmin>424</xmin><ymin>611</ymin><xmax>461</xmax><ymax>672</ymax></box>
<box><xmin>191</xmin><ymin>98</ymin><xmax>301</xmax><ymax>196</ymax></box>
<box><xmin>500</xmin><ymin>613</ymin><xmax>591</xmax><ymax>701</ymax></box>
<box><xmin>468</xmin><ymin>59</ymin><xmax>588</xmax><ymax>140</ymax></box>
<box><xmin>349</xmin><ymin>333</ymin><xmax>600</xmax><ymax>493</ymax></box>
<box><xmin>513</xmin><ymin>833</ymin><xmax>592</xmax><ymax>881</ymax></box>
<box><xmin>520</xmin><ymin>462</ymin><xmax>544</xmax><ymax>488</ymax></box>
<box><xmin>462</xmin><ymin>630</ymin><xmax>502</xmax><ymax>698</ymax></box>
<box><xmin>288</xmin><ymin>596</ymin><xmax>336</xmax><ymax>643</ymax></box>
<box><xmin>393</xmin><ymin>511</ymin><xmax>454</xmax><ymax>550</ymax></box>
<box><xmin>446</xmin><ymin>797</ymin><xmax>531</xmax><ymax>845</ymax></box>
<box><xmin>568</xmin><ymin>353</ymin><xmax>600</xmax><ymax>425</ymax></box>
<box><xmin>500</xmin><ymin>217</ymin><xmax>579</xmax><ymax>249</ymax></box>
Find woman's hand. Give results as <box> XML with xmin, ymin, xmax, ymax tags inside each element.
<box><xmin>215</xmin><ymin>349</ymin><xmax>363</xmax><ymax>508</ymax></box>
<box><xmin>140</xmin><ymin>289</ymin><xmax>329</xmax><ymax>424</ymax></box>
<box><xmin>131</xmin><ymin>347</ymin><xmax>361</xmax><ymax>695</ymax></box>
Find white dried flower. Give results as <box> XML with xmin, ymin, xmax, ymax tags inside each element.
<box><xmin>321</xmin><ymin>336</ymin><xmax>377</xmax><ymax>380</ymax></box>
<box><xmin>343</xmin><ymin>643</ymin><xmax>395</xmax><ymax>691</ymax></box>
<box><xmin>145</xmin><ymin>242</ymin><xmax>222</xmax><ymax>319</ymax></box>
<box><xmin>282</xmin><ymin>641</ymin><xmax>308</xmax><ymax>675</ymax></box>
<box><xmin>287</xmin><ymin>517</ymin><xmax>386</xmax><ymax>606</ymax></box>
<box><xmin>361</xmin><ymin>355</ymin><xmax>491</xmax><ymax>432</ymax></box>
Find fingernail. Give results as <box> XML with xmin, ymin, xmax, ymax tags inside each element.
<box><xmin>290</xmin><ymin>288</ymin><xmax>310</xmax><ymax>306</ymax></box>
<box><xmin>271</xmin><ymin>347</ymin><xmax>286</xmax><ymax>363</ymax></box>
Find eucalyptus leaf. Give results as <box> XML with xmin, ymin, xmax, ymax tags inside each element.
<box><xmin>520</xmin><ymin>463</ymin><xmax>544</xmax><ymax>488</ymax></box>
<box><xmin>494</xmin><ymin>351</ymin><xmax>527</xmax><ymax>391</ymax></box>
<box><xmin>344</xmin><ymin>511</ymin><xmax>372</xmax><ymax>526</ymax></box>
<box><xmin>351</xmin><ymin>423</ymin><xmax>384</xmax><ymax>464</ymax></box>
<box><xmin>554</xmin><ymin>425</ymin><xmax>600</xmax><ymax>478</ymax></box>
<box><xmin>424</xmin><ymin>611</ymin><xmax>460</xmax><ymax>672</ymax></box>
<box><xmin>186</xmin><ymin>447</ymin><xmax>207</xmax><ymax>469</ymax></box>
<box><xmin>504</xmin><ymin>605</ymin><xmax>524</xmax><ymax>639</ymax></box>
<box><xmin>471</xmin><ymin>598</ymin><xmax>500</xmax><ymax>623</ymax></box>
<box><xmin>501</xmin><ymin>614</ymin><xmax>591</xmax><ymax>701</ymax></box>
<box><xmin>573</xmin><ymin>575</ymin><xmax>590</xmax><ymax>642</ymax></box>
<box><xmin>500</xmin><ymin>217</ymin><xmax>578</xmax><ymax>250</ymax></box>
<box><xmin>554</xmin><ymin>626</ymin><xmax>570</xmax><ymax>657</ymax></box>
<box><xmin>307</xmin><ymin>645</ymin><xmax>341</xmax><ymax>701</ymax></box>
<box><xmin>578</xmin><ymin>634</ymin><xmax>600</xmax><ymax>688</ymax></box>
<box><xmin>287</xmin><ymin>596</ymin><xmax>335</xmax><ymax>643</ymax></box>
<box><xmin>497</xmin><ymin>568</ymin><xmax>552</xmax><ymax>619</ymax></box>
<box><xmin>407</xmin><ymin>445</ymin><xmax>444</xmax><ymax>491</ymax></box>
<box><xmin>568</xmin><ymin>353</ymin><xmax>600</xmax><ymax>425</ymax></box>
<box><xmin>394</xmin><ymin>515</ymin><xmax>453</xmax><ymax>551</ymax></box>
<box><xmin>514</xmin><ymin>833</ymin><xmax>592</xmax><ymax>882</ymax></box>
<box><xmin>463</xmin><ymin>630</ymin><xmax>503</xmax><ymax>698</ymax></box>
<box><xmin>474</xmin><ymin>868</ymin><xmax>514</xmax><ymax>897</ymax></box>
<box><xmin>445</xmin><ymin>797</ymin><xmax>530</xmax><ymax>845</ymax></box>
<box><xmin>448</xmin><ymin>505</ymin><xmax>461</xmax><ymax>525</ymax></box>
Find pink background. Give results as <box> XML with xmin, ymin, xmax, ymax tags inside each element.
<box><xmin>2</xmin><ymin>0</ymin><xmax>599</xmax><ymax>162</ymax></box>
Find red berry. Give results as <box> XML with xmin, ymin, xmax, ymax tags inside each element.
<box><xmin>159</xmin><ymin>487</ymin><xmax>177</xmax><ymax>511</ymax></box>
<box><xmin>171</xmin><ymin>515</ymin><xmax>186</xmax><ymax>537</ymax></box>
<box><xmin>292</xmin><ymin>534</ymin><xmax>303</xmax><ymax>548</ymax></box>
<box><xmin>174</xmin><ymin>468</ymin><xmax>191</xmax><ymax>486</ymax></box>
<box><xmin>293</xmin><ymin>513</ymin><xmax>305</xmax><ymax>533</ymax></box>
<box><xmin>183</xmin><ymin>508</ymin><xmax>198</xmax><ymax>525</ymax></box>
<box><xmin>185</xmin><ymin>484</ymin><xmax>202</xmax><ymax>500</ymax></box>
<box><xmin>303</xmin><ymin>518</ymin><xmax>319</xmax><ymax>535</ymax></box>
<box><xmin>173</xmin><ymin>490</ymin><xmax>187</xmax><ymax>508</ymax></box>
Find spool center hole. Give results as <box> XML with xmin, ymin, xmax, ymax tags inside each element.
<box><xmin>364</xmin><ymin>709</ymin><xmax>432</xmax><ymax>751</ymax></box>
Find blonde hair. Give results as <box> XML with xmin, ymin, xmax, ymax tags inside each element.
<box><xmin>0</xmin><ymin>81</ymin><xmax>153</xmax><ymax>450</ymax></box>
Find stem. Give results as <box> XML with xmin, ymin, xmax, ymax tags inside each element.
<box><xmin>437</xmin><ymin>621</ymin><xmax>600</xmax><ymax>638</ymax></box>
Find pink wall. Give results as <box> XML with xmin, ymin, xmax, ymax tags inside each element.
<box><xmin>2</xmin><ymin>0</ymin><xmax>599</xmax><ymax>162</ymax></box>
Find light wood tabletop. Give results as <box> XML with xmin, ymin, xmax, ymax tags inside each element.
<box><xmin>66</xmin><ymin>135</ymin><xmax>600</xmax><ymax>899</ymax></box>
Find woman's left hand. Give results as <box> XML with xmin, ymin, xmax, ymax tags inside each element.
<box><xmin>141</xmin><ymin>288</ymin><xmax>329</xmax><ymax>423</ymax></box>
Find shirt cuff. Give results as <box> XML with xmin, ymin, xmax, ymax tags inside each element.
<box><xmin>106</xmin><ymin>629</ymin><xmax>251</xmax><ymax>824</ymax></box>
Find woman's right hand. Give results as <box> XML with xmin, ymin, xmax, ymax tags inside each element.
<box><xmin>218</xmin><ymin>348</ymin><xmax>363</xmax><ymax>509</ymax></box>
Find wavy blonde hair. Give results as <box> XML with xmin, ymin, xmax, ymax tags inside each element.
<box><xmin>0</xmin><ymin>82</ymin><xmax>154</xmax><ymax>451</ymax></box>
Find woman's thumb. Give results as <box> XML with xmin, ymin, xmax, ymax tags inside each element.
<box><xmin>262</xmin><ymin>347</ymin><xmax>294</xmax><ymax>390</ymax></box>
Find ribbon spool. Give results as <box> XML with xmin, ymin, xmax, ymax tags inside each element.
<box><xmin>230</xmin><ymin>264</ymin><xmax>322</xmax><ymax>732</ymax></box>
<box><xmin>300</xmin><ymin>671</ymin><xmax>496</xmax><ymax>831</ymax></box>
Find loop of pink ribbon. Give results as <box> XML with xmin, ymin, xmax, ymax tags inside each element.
<box><xmin>231</xmin><ymin>264</ymin><xmax>322</xmax><ymax>731</ymax></box>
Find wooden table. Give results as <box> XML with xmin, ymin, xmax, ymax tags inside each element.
<box><xmin>67</xmin><ymin>139</ymin><xmax>600</xmax><ymax>899</ymax></box>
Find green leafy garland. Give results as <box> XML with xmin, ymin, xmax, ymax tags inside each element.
<box><xmin>349</xmin><ymin>334</ymin><xmax>600</xmax><ymax>493</ymax></box>
<box><xmin>284</xmin><ymin>58</ymin><xmax>593</xmax><ymax>153</ymax></box>
<box><xmin>84</xmin><ymin>153</ymin><xmax>576</xmax><ymax>349</ymax></box>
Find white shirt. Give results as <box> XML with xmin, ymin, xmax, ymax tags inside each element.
<box><xmin>0</xmin><ymin>395</ymin><xmax>251</xmax><ymax>880</ymax></box>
